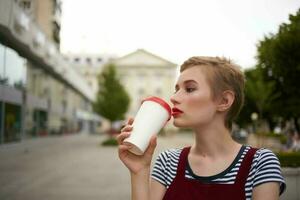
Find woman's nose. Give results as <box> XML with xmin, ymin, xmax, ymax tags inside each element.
<box><xmin>170</xmin><ymin>92</ymin><xmax>179</xmax><ymax>105</ymax></box>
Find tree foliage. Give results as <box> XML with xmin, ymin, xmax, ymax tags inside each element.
<box><xmin>237</xmin><ymin>68</ymin><xmax>279</xmax><ymax>129</ymax></box>
<box><xmin>256</xmin><ymin>8</ymin><xmax>300</xmax><ymax>120</ymax></box>
<box><xmin>245</xmin><ymin>68</ymin><xmax>278</xmax><ymax>118</ymax></box>
<box><xmin>93</xmin><ymin>64</ymin><xmax>130</xmax><ymax>123</ymax></box>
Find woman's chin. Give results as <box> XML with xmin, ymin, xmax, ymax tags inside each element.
<box><xmin>173</xmin><ymin>120</ymin><xmax>189</xmax><ymax>128</ymax></box>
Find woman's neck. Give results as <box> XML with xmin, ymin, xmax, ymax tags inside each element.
<box><xmin>191</xmin><ymin>121</ymin><xmax>241</xmax><ymax>159</ymax></box>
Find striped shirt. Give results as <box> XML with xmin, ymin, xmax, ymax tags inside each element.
<box><xmin>151</xmin><ymin>145</ymin><xmax>286</xmax><ymax>199</ymax></box>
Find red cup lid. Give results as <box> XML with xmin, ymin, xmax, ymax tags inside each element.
<box><xmin>142</xmin><ymin>96</ymin><xmax>172</xmax><ymax>121</ymax></box>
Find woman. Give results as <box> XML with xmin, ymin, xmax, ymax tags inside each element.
<box><xmin>117</xmin><ymin>56</ymin><xmax>286</xmax><ymax>200</ymax></box>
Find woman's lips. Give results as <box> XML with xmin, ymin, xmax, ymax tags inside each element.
<box><xmin>172</xmin><ymin>107</ymin><xmax>183</xmax><ymax>117</ymax></box>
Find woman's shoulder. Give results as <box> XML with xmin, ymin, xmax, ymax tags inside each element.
<box><xmin>243</xmin><ymin>145</ymin><xmax>278</xmax><ymax>159</ymax></box>
<box><xmin>157</xmin><ymin>148</ymin><xmax>183</xmax><ymax>162</ymax></box>
<box><xmin>160</xmin><ymin>148</ymin><xmax>183</xmax><ymax>155</ymax></box>
<box><xmin>152</xmin><ymin>148</ymin><xmax>185</xmax><ymax>187</ymax></box>
<box><xmin>242</xmin><ymin>145</ymin><xmax>282</xmax><ymax>171</ymax></box>
<box><xmin>252</xmin><ymin>147</ymin><xmax>280</xmax><ymax>162</ymax></box>
<box><xmin>247</xmin><ymin>146</ymin><xmax>286</xmax><ymax>194</ymax></box>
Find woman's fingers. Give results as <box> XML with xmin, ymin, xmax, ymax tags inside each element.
<box><xmin>120</xmin><ymin>118</ymin><xmax>134</xmax><ymax>132</ymax></box>
<box><xmin>127</xmin><ymin>117</ymin><xmax>134</xmax><ymax>125</ymax></box>
<box><xmin>120</xmin><ymin>125</ymin><xmax>133</xmax><ymax>133</ymax></box>
<box><xmin>118</xmin><ymin>144</ymin><xmax>132</xmax><ymax>152</ymax></box>
<box><xmin>116</xmin><ymin>132</ymin><xmax>131</xmax><ymax>145</ymax></box>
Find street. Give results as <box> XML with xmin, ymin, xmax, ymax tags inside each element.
<box><xmin>0</xmin><ymin>133</ymin><xmax>194</xmax><ymax>200</ymax></box>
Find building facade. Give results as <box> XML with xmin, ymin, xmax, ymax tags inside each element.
<box><xmin>17</xmin><ymin>0</ymin><xmax>61</xmax><ymax>45</ymax></box>
<box><xmin>113</xmin><ymin>49</ymin><xmax>178</xmax><ymax>131</ymax></box>
<box><xmin>0</xmin><ymin>0</ymin><xmax>100</xmax><ymax>144</ymax></box>
<box><xmin>64</xmin><ymin>53</ymin><xmax>116</xmax><ymax>97</ymax></box>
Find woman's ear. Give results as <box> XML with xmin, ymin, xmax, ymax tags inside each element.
<box><xmin>217</xmin><ymin>90</ymin><xmax>235</xmax><ymax>112</ymax></box>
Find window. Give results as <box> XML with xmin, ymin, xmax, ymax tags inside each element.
<box><xmin>155</xmin><ymin>88</ymin><xmax>162</xmax><ymax>95</ymax></box>
<box><xmin>62</xmin><ymin>100</ymin><xmax>67</xmax><ymax>113</ymax></box>
<box><xmin>19</xmin><ymin>1</ymin><xmax>31</xmax><ymax>10</ymax></box>
<box><xmin>0</xmin><ymin>44</ymin><xmax>6</xmax><ymax>84</ymax></box>
<box><xmin>138</xmin><ymin>88</ymin><xmax>145</xmax><ymax>95</ymax></box>
<box><xmin>0</xmin><ymin>44</ymin><xmax>27</xmax><ymax>87</ymax></box>
<box><xmin>86</xmin><ymin>57</ymin><xmax>91</xmax><ymax>63</ymax></box>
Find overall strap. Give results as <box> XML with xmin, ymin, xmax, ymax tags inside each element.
<box><xmin>176</xmin><ymin>146</ymin><xmax>191</xmax><ymax>179</ymax></box>
<box><xmin>235</xmin><ymin>147</ymin><xmax>258</xmax><ymax>185</ymax></box>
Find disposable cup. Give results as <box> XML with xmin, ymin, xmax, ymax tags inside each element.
<box><xmin>124</xmin><ymin>96</ymin><xmax>171</xmax><ymax>155</ymax></box>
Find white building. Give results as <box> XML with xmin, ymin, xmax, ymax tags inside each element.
<box><xmin>64</xmin><ymin>54</ymin><xmax>116</xmax><ymax>97</ymax></box>
<box><xmin>113</xmin><ymin>49</ymin><xmax>178</xmax><ymax>131</ymax></box>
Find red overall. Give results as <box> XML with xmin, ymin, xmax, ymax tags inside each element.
<box><xmin>163</xmin><ymin>146</ymin><xmax>257</xmax><ymax>200</ymax></box>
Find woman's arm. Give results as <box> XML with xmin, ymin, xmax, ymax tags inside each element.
<box><xmin>250</xmin><ymin>148</ymin><xmax>286</xmax><ymax>199</ymax></box>
<box><xmin>131</xmin><ymin>168</ymin><xmax>151</xmax><ymax>200</ymax></box>
<box><xmin>252</xmin><ymin>182</ymin><xmax>280</xmax><ymax>200</ymax></box>
<box><xmin>150</xmin><ymin>179</ymin><xmax>167</xmax><ymax>200</ymax></box>
<box><xmin>117</xmin><ymin>118</ymin><xmax>159</xmax><ymax>200</ymax></box>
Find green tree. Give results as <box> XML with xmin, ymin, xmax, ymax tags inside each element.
<box><xmin>256</xmin><ymin>8</ymin><xmax>300</xmax><ymax>131</ymax></box>
<box><xmin>93</xmin><ymin>64</ymin><xmax>130</xmax><ymax>128</ymax></box>
<box><xmin>245</xmin><ymin>68</ymin><xmax>278</xmax><ymax>120</ymax></box>
<box><xmin>238</xmin><ymin>68</ymin><xmax>278</xmax><ymax>131</ymax></box>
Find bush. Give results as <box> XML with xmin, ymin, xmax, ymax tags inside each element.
<box><xmin>257</xmin><ymin>132</ymin><xmax>287</xmax><ymax>144</ymax></box>
<box><xmin>178</xmin><ymin>128</ymin><xmax>193</xmax><ymax>133</ymax></box>
<box><xmin>101</xmin><ymin>137</ymin><xmax>118</xmax><ymax>146</ymax></box>
<box><xmin>276</xmin><ymin>151</ymin><xmax>300</xmax><ymax>167</ymax></box>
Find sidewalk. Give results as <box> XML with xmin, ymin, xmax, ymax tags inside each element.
<box><xmin>0</xmin><ymin>133</ymin><xmax>194</xmax><ymax>200</ymax></box>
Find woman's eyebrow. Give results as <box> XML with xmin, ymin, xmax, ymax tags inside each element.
<box><xmin>175</xmin><ymin>80</ymin><xmax>197</xmax><ymax>89</ymax></box>
<box><xmin>183</xmin><ymin>80</ymin><xmax>197</xmax><ymax>84</ymax></box>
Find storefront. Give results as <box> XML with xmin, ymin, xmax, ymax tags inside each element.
<box><xmin>3</xmin><ymin>102</ymin><xmax>22</xmax><ymax>142</ymax></box>
<box><xmin>32</xmin><ymin>109</ymin><xmax>48</xmax><ymax>136</ymax></box>
<box><xmin>0</xmin><ymin>43</ymin><xmax>26</xmax><ymax>143</ymax></box>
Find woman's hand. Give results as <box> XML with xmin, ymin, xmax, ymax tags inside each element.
<box><xmin>117</xmin><ymin>117</ymin><xmax>157</xmax><ymax>174</ymax></box>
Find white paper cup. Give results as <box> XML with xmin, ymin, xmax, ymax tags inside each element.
<box><xmin>124</xmin><ymin>96</ymin><xmax>171</xmax><ymax>155</ymax></box>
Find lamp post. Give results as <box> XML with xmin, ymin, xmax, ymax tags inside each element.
<box><xmin>251</xmin><ymin>112</ymin><xmax>258</xmax><ymax>134</ymax></box>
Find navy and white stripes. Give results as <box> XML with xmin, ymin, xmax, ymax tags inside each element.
<box><xmin>151</xmin><ymin>146</ymin><xmax>286</xmax><ymax>199</ymax></box>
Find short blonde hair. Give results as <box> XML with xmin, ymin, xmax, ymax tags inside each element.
<box><xmin>180</xmin><ymin>56</ymin><xmax>245</xmax><ymax>130</ymax></box>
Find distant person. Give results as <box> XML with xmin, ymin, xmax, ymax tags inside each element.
<box><xmin>291</xmin><ymin>132</ymin><xmax>300</xmax><ymax>151</ymax></box>
<box><xmin>284</xmin><ymin>128</ymin><xmax>295</xmax><ymax>151</ymax></box>
<box><xmin>117</xmin><ymin>56</ymin><xmax>286</xmax><ymax>199</ymax></box>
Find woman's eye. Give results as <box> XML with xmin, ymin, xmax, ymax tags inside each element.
<box><xmin>186</xmin><ymin>88</ymin><xmax>195</xmax><ymax>93</ymax></box>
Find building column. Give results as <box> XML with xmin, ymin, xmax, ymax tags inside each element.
<box><xmin>0</xmin><ymin>101</ymin><xmax>4</xmax><ymax>144</ymax></box>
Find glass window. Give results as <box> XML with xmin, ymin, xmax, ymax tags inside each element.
<box><xmin>0</xmin><ymin>44</ymin><xmax>7</xmax><ymax>84</ymax></box>
<box><xmin>0</xmin><ymin>102</ymin><xmax>3</xmax><ymax>143</ymax></box>
<box><xmin>0</xmin><ymin>45</ymin><xmax>27</xmax><ymax>88</ymax></box>
<box><xmin>6</xmin><ymin>48</ymin><xmax>27</xmax><ymax>87</ymax></box>
<box><xmin>19</xmin><ymin>1</ymin><xmax>31</xmax><ymax>10</ymax></box>
<box><xmin>155</xmin><ymin>88</ymin><xmax>162</xmax><ymax>95</ymax></box>
<box><xmin>4</xmin><ymin>102</ymin><xmax>22</xmax><ymax>142</ymax></box>
<box><xmin>138</xmin><ymin>88</ymin><xmax>144</xmax><ymax>95</ymax></box>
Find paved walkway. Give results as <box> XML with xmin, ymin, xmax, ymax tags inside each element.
<box><xmin>0</xmin><ymin>133</ymin><xmax>194</xmax><ymax>200</ymax></box>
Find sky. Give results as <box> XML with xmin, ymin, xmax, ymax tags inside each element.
<box><xmin>60</xmin><ymin>0</ymin><xmax>300</xmax><ymax>69</ymax></box>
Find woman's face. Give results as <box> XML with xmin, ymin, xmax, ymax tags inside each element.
<box><xmin>170</xmin><ymin>66</ymin><xmax>218</xmax><ymax>128</ymax></box>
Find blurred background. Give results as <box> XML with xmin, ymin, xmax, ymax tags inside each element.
<box><xmin>0</xmin><ymin>0</ymin><xmax>300</xmax><ymax>199</ymax></box>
